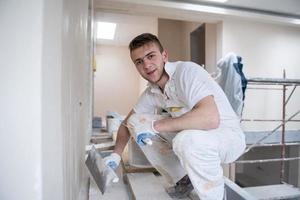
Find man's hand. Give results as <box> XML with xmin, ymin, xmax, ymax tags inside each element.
<box><xmin>127</xmin><ymin>114</ymin><xmax>159</xmax><ymax>146</ymax></box>
<box><xmin>103</xmin><ymin>153</ymin><xmax>121</xmax><ymax>170</ymax></box>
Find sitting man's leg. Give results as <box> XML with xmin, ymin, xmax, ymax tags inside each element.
<box><xmin>172</xmin><ymin>128</ymin><xmax>245</xmax><ymax>200</ymax></box>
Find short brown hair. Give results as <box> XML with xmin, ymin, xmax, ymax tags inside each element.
<box><xmin>129</xmin><ymin>33</ymin><xmax>164</xmax><ymax>53</ymax></box>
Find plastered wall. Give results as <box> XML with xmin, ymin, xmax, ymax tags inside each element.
<box><xmin>0</xmin><ymin>0</ymin><xmax>91</xmax><ymax>199</ymax></box>
<box><xmin>94</xmin><ymin>45</ymin><xmax>141</xmax><ymax>119</ymax></box>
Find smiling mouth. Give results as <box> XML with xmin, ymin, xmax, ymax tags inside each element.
<box><xmin>147</xmin><ymin>69</ymin><xmax>156</xmax><ymax>75</ymax></box>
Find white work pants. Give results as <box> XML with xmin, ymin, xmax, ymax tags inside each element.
<box><xmin>172</xmin><ymin>126</ymin><xmax>246</xmax><ymax>200</ymax></box>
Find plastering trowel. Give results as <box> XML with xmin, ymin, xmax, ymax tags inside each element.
<box><xmin>85</xmin><ymin>146</ymin><xmax>119</xmax><ymax>194</ymax></box>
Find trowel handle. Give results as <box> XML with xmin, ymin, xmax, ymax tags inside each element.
<box><xmin>142</xmin><ymin>138</ymin><xmax>153</xmax><ymax>145</ymax></box>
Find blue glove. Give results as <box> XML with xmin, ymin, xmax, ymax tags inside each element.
<box><xmin>136</xmin><ymin>132</ymin><xmax>155</xmax><ymax>145</ymax></box>
<box><xmin>127</xmin><ymin>114</ymin><xmax>159</xmax><ymax>146</ymax></box>
<box><xmin>103</xmin><ymin>153</ymin><xmax>121</xmax><ymax>170</ymax></box>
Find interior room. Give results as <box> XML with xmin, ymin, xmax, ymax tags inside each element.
<box><xmin>1</xmin><ymin>0</ymin><xmax>300</xmax><ymax>199</ymax></box>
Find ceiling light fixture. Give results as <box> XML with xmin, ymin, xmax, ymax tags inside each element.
<box><xmin>291</xmin><ymin>19</ymin><xmax>300</xmax><ymax>25</ymax></box>
<box><xmin>97</xmin><ymin>22</ymin><xmax>116</xmax><ymax>40</ymax></box>
<box><xmin>205</xmin><ymin>0</ymin><xmax>228</xmax><ymax>3</ymax></box>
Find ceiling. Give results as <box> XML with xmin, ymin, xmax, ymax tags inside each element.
<box><xmin>94</xmin><ymin>0</ymin><xmax>300</xmax><ymax>20</ymax></box>
<box><xmin>176</xmin><ymin>0</ymin><xmax>300</xmax><ymax>17</ymax></box>
<box><xmin>94</xmin><ymin>0</ymin><xmax>300</xmax><ymax>45</ymax></box>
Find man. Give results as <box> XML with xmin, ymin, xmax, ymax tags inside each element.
<box><xmin>104</xmin><ymin>33</ymin><xmax>246</xmax><ymax>199</ymax></box>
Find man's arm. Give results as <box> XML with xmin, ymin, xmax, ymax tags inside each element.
<box><xmin>113</xmin><ymin>110</ymin><xmax>134</xmax><ymax>156</ymax></box>
<box><xmin>153</xmin><ymin>95</ymin><xmax>220</xmax><ymax>132</ymax></box>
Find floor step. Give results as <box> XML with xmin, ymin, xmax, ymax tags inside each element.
<box><xmin>244</xmin><ymin>183</ymin><xmax>300</xmax><ymax>199</ymax></box>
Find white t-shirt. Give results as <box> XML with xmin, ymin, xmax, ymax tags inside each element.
<box><xmin>133</xmin><ymin>61</ymin><xmax>240</xmax><ymax>128</ymax></box>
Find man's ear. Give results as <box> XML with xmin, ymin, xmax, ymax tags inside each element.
<box><xmin>162</xmin><ymin>49</ymin><xmax>168</xmax><ymax>62</ymax></box>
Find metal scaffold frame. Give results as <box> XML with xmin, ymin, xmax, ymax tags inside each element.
<box><xmin>234</xmin><ymin>71</ymin><xmax>300</xmax><ymax>184</ymax></box>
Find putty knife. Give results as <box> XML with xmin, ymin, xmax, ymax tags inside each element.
<box><xmin>85</xmin><ymin>146</ymin><xmax>119</xmax><ymax>194</ymax></box>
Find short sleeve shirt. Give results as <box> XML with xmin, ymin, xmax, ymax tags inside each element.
<box><xmin>133</xmin><ymin>61</ymin><xmax>239</xmax><ymax>127</ymax></box>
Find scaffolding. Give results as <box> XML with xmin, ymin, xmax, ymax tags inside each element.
<box><xmin>233</xmin><ymin>72</ymin><xmax>300</xmax><ymax>199</ymax></box>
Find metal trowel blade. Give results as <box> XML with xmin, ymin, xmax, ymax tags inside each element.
<box><xmin>85</xmin><ymin>146</ymin><xmax>112</xmax><ymax>194</ymax></box>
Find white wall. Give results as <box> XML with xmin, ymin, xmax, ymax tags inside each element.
<box><xmin>222</xmin><ymin>18</ymin><xmax>300</xmax><ymax>131</ymax></box>
<box><xmin>182</xmin><ymin>21</ymin><xmax>203</xmax><ymax>61</ymax></box>
<box><xmin>93</xmin><ymin>13</ymin><xmax>157</xmax><ymax>120</ymax></box>
<box><xmin>59</xmin><ymin>0</ymin><xmax>91</xmax><ymax>199</ymax></box>
<box><xmin>94</xmin><ymin>45</ymin><xmax>141</xmax><ymax>119</ymax></box>
<box><xmin>0</xmin><ymin>1</ymin><xmax>43</xmax><ymax>199</ymax></box>
<box><xmin>221</xmin><ymin>18</ymin><xmax>300</xmax><ymax>186</ymax></box>
<box><xmin>158</xmin><ymin>19</ymin><xmax>187</xmax><ymax>61</ymax></box>
<box><xmin>216</xmin><ymin>22</ymin><xmax>223</xmax><ymax>61</ymax></box>
<box><xmin>205</xmin><ymin>23</ymin><xmax>218</xmax><ymax>73</ymax></box>
<box><xmin>0</xmin><ymin>0</ymin><xmax>91</xmax><ymax>199</ymax></box>
<box><xmin>42</xmin><ymin>0</ymin><xmax>63</xmax><ymax>199</ymax></box>
<box><xmin>158</xmin><ymin>19</ymin><xmax>200</xmax><ymax>62</ymax></box>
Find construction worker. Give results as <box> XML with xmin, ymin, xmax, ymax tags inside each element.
<box><xmin>103</xmin><ymin>33</ymin><xmax>246</xmax><ymax>199</ymax></box>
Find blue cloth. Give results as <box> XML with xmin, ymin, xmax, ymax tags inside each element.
<box><xmin>217</xmin><ymin>53</ymin><xmax>247</xmax><ymax>117</ymax></box>
<box><xmin>233</xmin><ymin>56</ymin><xmax>247</xmax><ymax>100</ymax></box>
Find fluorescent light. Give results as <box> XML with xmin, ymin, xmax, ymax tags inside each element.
<box><xmin>97</xmin><ymin>22</ymin><xmax>116</xmax><ymax>40</ymax></box>
<box><xmin>182</xmin><ymin>4</ymin><xmax>228</xmax><ymax>15</ymax></box>
<box><xmin>205</xmin><ymin>0</ymin><xmax>228</xmax><ymax>2</ymax></box>
<box><xmin>291</xmin><ymin>19</ymin><xmax>300</xmax><ymax>25</ymax></box>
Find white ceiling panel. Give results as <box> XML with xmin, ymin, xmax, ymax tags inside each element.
<box><xmin>95</xmin><ymin>12</ymin><xmax>157</xmax><ymax>46</ymax></box>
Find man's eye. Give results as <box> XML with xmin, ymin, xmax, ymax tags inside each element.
<box><xmin>135</xmin><ymin>60</ymin><xmax>142</xmax><ymax>65</ymax></box>
<box><xmin>148</xmin><ymin>54</ymin><xmax>154</xmax><ymax>59</ymax></box>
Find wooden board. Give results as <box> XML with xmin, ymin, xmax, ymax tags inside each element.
<box><xmin>126</xmin><ymin>172</ymin><xmax>199</xmax><ymax>200</ymax></box>
<box><xmin>90</xmin><ymin>137</ymin><xmax>113</xmax><ymax>144</ymax></box>
<box><xmin>126</xmin><ymin>173</ymin><xmax>174</xmax><ymax>200</ymax></box>
<box><xmin>89</xmin><ymin>168</ymin><xmax>129</xmax><ymax>200</ymax></box>
<box><xmin>85</xmin><ymin>141</ymin><xmax>115</xmax><ymax>152</ymax></box>
<box><xmin>137</xmin><ymin>133</ymin><xmax>187</xmax><ymax>185</ymax></box>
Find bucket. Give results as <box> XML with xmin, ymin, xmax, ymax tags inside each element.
<box><xmin>106</xmin><ymin>118</ymin><xmax>121</xmax><ymax>133</ymax></box>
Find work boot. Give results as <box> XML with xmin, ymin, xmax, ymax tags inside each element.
<box><xmin>165</xmin><ymin>175</ymin><xmax>194</xmax><ymax>199</ymax></box>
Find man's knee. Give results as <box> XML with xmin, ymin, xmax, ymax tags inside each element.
<box><xmin>172</xmin><ymin>130</ymin><xmax>192</xmax><ymax>157</ymax></box>
<box><xmin>172</xmin><ymin>130</ymin><xmax>209</xmax><ymax>157</ymax></box>
<box><xmin>173</xmin><ymin>129</ymin><xmax>220</xmax><ymax>161</ymax></box>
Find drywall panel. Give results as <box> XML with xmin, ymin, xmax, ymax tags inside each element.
<box><xmin>0</xmin><ymin>1</ymin><xmax>43</xmax><ymax>199</ymax></box>
<box><xmin>60</xmin><ymin>0</ymin><xmax>91</xmax><ymax>199</ymax></box>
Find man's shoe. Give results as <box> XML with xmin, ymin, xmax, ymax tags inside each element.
<box><xmin>166</xmin><ymin>175</ymin><xmax>194</xmax><ymax>199</ymax></box>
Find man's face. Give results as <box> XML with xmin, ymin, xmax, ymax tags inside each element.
<box><xmin>130</xmin><ymin>42</ymin><xmax>168</xmax><ymax>84</ymax></box>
